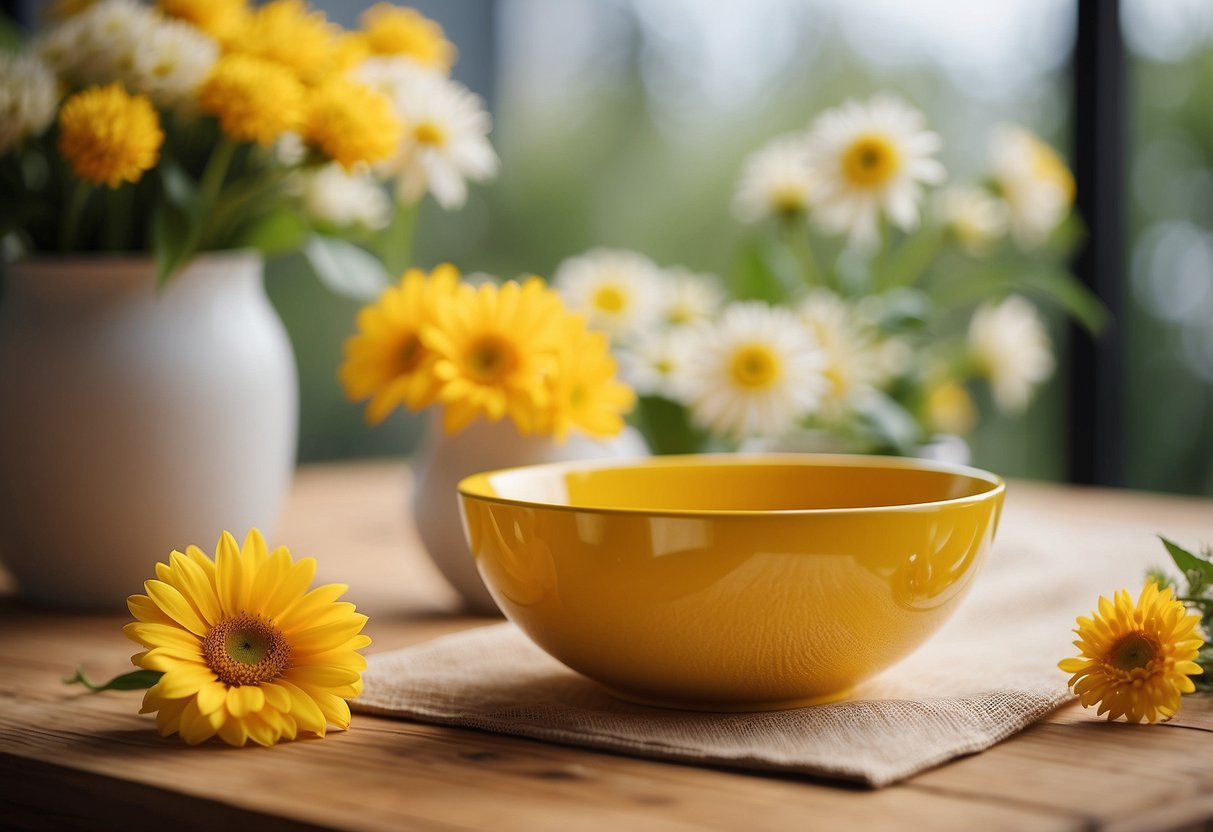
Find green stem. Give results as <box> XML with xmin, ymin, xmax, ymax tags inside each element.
<box><xmin>103</xmin><ymin>184</ymin><xmax>134</xmax><ymax>252</ymax></box>
<box><xmin>779</xmin><ymin>216</ymin><xmax>823</xmax><ymax>290</ymax></box>
<box><xmin>380</xmin><ymin>191</ymin><xmax>419</xmax><ymax>277</ymax></box>
<box><xmin>59</xmin><ymin>179</ymin><xmax>92</xmax><ymax>252</ymax></box>
<box><xmin>194</xmin><ymin>135</ymin><xmax>238</xmax><ymax>250</ymax></box>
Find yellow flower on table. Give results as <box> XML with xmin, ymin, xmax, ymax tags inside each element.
<box><xmin>303</xmin><ymin>79</ymin><xmax>403</xmax><ymax>170</ymax></box>
<box><xmin>1059</xmin><ymin>583</ymin><xmax>1204</xmax><ymax>723</ymax></box>
<box><xmin>340</xmin><ymin>264</ymin><xmax>459</xmax><ymax>425</ymax></box>
<box><xmin>57</xmin><ymin>83</ymin><xmax>163</xmax><ymax>188</ymax></box>
<box><xmin>541</xmin><ymin>317</ymin><xmax>636</xmax><ymax>442</ymax></box>
<box><xmin>424</xmin><ymin>277</ymin><xmax>565</xmax><ymax>435</ymax></box>
<box><xmin>125</xmin><ymin>529</ymin><xmax>370</xmax><ymax>747</ymax></box>
<box><xmin>359</xmin><ymin>3</ymin><xmax>456</xmax><ymax>72</ymax></box>
<box><xmin>199</xmin><ymin>54</ymin><xmax>304</xmax><ymax>147</ymax></box>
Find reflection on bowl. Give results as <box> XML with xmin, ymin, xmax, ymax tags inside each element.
<box><xmin>458</xmin><ymin>454</ymin><xmax>1004</xmax><ymax>711</ymax></box>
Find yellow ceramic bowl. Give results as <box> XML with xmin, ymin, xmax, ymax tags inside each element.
<box><xmin>458</xmin><ymin>454</ymin><xmax>1004</xmax><ymax>711</ymax></box>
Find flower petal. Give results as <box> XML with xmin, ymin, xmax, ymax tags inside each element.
<box><xmin>144</xmin><ymin>580</ymin><xmax>208</xmax><ymax>636</ymax></box>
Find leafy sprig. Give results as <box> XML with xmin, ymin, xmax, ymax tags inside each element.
<box><xmin>1155</xmin><ymin>536</ymin><xmax>1213</xmax><ymax>690</ymax></box>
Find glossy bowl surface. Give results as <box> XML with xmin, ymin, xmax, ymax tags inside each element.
<box><xmin>458</xmin><ymin>454</ymin><xmax>1004</xmax><ymax>711</ymax></box>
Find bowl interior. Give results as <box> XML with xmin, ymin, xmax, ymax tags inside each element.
<box><xmin>460</xmin><ymin>454</ymin><xmax>1002</xmax><ymax>514</ymax></box>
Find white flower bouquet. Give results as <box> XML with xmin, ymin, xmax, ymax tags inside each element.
<box><xmin>552</xmin><ymin>94</ymin><xmax>1105</xmax><ymax>455</ymax></box>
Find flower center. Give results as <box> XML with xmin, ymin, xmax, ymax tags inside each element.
<box><xmin>771</xmin><ymin>184</ymin><xmax>808</xmax><ymax>215</ymax></box>
<box><xmin>398</xmin><ymin>332</ymin><xmax>424</xmax><ymax>374</ymax></box>
<box><xmin>201</xmin><ymin>613</ymin><xmax>291</xmax><ymax>687</ymax></box>
<box><xmin>842</xmin><ymin>134</ymin><xmax>900</xmax><ymax>187</ymax></box>
<box><xmin>729</xmin><ymin>343</ymin><xmax>781</xmax><ymax>389</ymax></box>
<box><xmin>466</xmin><ymin>334</ymin><xmax>518</xmax><ymax>383</ymax></box>
<box><xmin>592</xmin><ymin>285</ymin><xmax>627</xmax><ymax>314</ymax></box>
<box><xmin>1108</xmin><ymin>631</ymin><xmax>1158</xmax><ymax>673</ymax></box>
<box><xmin>414</xmin><ymin>121</ymin><xmax>446</xmax><ymax>147</ymax></box>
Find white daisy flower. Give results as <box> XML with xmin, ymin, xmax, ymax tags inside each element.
<box><xmin>676</xmin><ymin>301</ymin><xmax>827</xmax><ymax>441</ymax></box>
<box><xmin>356</xmin><ymin>57</ymin><xmax>498</xmax><ymax>210</ymax></box>
<box><xmin>659</xmin><ymin>266</ymin><xmax>725</xmax><ymax>326</ymax></box>
<box><xmin>804</xmin><ymin>94</ymin><xmax>945</xmax><ymax>248</ymax></box>
<box><xmin>297</xmin><ymin>164</ymin><xmax>391</xmax><ymax>231</ymax></box>
<box><xmin>989</xmin><ymin>123</ymin><xmax>1074</xmax><ymax>248</ymax></box>
<box><xmin>130</xmin><ymin>17</ymin><xmax>218</xmax><ymax>111</ymax></box>
<box><xmin>616</xmin><ymin>328</ymin><xmax>694</xmax><ymax>398</ymax></box>
<box><xmin>0</xmin><ymin>52</ymin><xmax>58</xmax><ymax>154</ymax></box>
<box><xmin>46</xmin><ymin>0</ymin><xmax>159</xmax><ymax>87</ymax></box>
<box><xmin>732</xmin><ymin>133</ymin><xmax>814</xmax><ymax>223</ymax></box>
<box><xmin>968</xmin><ymin>295</ymin><xmax>1054</xmax><ymax>414</ymax></box>
<box><xmin>552</xmin><ymin>248</ymin><xmax>664</xmax><ymax>339</ymax></box>
<box><xmin>799</xmin><ymin>290</ymin><xmax>881</xmax><ymax>421</ymax></box>
<box><xmin>934</xmin><ymin>186</ymin><xmax>1009</xmax><ymax>255</ymax></box>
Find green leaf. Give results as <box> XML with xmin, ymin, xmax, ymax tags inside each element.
<box><xmin>853</xmin><ymin>391</ymin><xmax>922</xmax><ymax>455</ymax></box>
<box><xmin>64</xmin><ymin>666</ymin><xmax>163</xmax><ymax>692</ymax></box>
<box><xmin>1159</xmin><ymin>536</ymin><xmax>1213</xmax><ymax>584</ymax></box>
<box><xmin>151</xmin><ymin>199</ymin><xmax>194</xmax><ymax>286</ymax></box>
<box><xmin>237</xmin><ymin>209</ymin><xmax>308</xmax><ymax>256</ymax></box>
<box><xmin>158</xmin><ymin>158</ymin><xmax>199</xmax><ymax>213</ymax></box>
<box><xmin>878</xmin><ymin>224</ymin><xmax>948</xmax><ymax>290</ymax></box>
<box><xmin>633</xmin><ymin>395</ymin><xmax>708</xmax><ymax>455</ymax></box>
<box><xmin>302</xmin><ymin>234</ymin><xmax>390</xmax><ymax>300</ymax></box>
<box><xmin>933</xmin><ymin>264</ymin><xmax>1109</xmax><ymax>336</ymax></box>
<box><xmin>730</xmin><ymin>236</ymin><xmax>799</xmax><ymax>304</ymax></box>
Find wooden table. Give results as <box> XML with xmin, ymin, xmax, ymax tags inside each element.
<box><xmin>2</xmin><ymin>461</ymin><xmax>1211</xmax><ymax>831</ymax></box>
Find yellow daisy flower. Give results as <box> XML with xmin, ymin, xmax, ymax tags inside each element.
<box><xmin>58</xmin><ymin>83</ymin><xmax>163</xmax><ymax>188</ymax></box>
<box><xmin>340</xmin><ymin>264</ymin><xmax>459</xmax><ymax>425</ymax></box>
<box><xmin>423</xmin><ymin>278</ymin><xmax>564</xmax><ymax>435</ymax></box>
<box><xmin>157</xmin><ymin>0</ymin><xmax>248</xmax><ymax>42</ymax></box>
<box><xmin>303</xmin><ymin>79</ymin><xmax>403</xmax><ymax>170</ymax></box>
<box><xmin>227</xmin><ymin>0</ymin><xmax>338</xmax><ymax>85</ymax></box>
<box><xmin>125</xmin><ymin>529</ymin><xmax>370</xmax><ymax>747</ymax></box>
<box><xmin>1059</xmin><ymin>583</ymin><xmax>1204</xmax><ymax>723</ymax></box>
<box><xmin>542</xmin><ymin>316</ymin><xmax>635</xmax><ymax>441</ymax></box>
<box><xmin>199</xmin><ymin>54</ymin><xmax>305</xmax><ymax>146</ymax></box>
<box><xmin>359</xmin><ymin>3</ymin><xmax>456</xmax><ymax>72</ymax></box>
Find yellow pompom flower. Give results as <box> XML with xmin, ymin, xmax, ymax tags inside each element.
<box><xmin>228</xmin><ymin>0</ymin><xmax>338</xmax><ymax>85</ymax></box>
<box><xmin>157</xmin><ymin>0</ymin><xmax>248</xmax><ymax>42</ymax></box>
<box><xmin>423</xmin><ymin>278</ymin><xmax>564</xmax><ymax>435</ymax></box>
<box><xmin>199</xmin><ymin>54</ymin><xmax>305</xmax><ymax>146</ymax></box>
<box><xmin>359</xmin><ymin>3</ymin><xmax>456</xmax><ymax>72</ymax></box>
<box><xmin>542</xmin><ymin>317</ymin><xmax>635</xmax><ymax>441</ymax></box>
<box><xmin>1059</xmin><ymin>583</ymin><xmax>1204</xmax><ymax>723</ymax></box>
<box><xmin>340</xmin><ymin>265</ymin><xmax>459</xmax><ymax>425</ymax></box>
<box><xmin>124</xmin><ymin>529</ymin><xmax>370</xmax><ymax>747</ymax></box>
<box><xmin>58</xmin><ymin>84</ymin><xmax>163</xmax><ymax>188</ymax></box>
<box><xmin>303</xmin><ymin>79</ymin><xmax>403</xmax><ymax>170</ymax></box>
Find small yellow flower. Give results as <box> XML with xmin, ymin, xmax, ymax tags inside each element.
<box><xmin>924</xmin><ymin>379</ymin><xmax>977</xmax><ymax>436</ymax></box>
<box><xmin>359</xmin><ymin>3</ymin><xmax>456</xmax><ymax>71</ymax></box>
<box><xmin>542</xmin><ymin>316</ymin><xmax>635</xmax><ymax>441</ymax></box>
<box><xmin>199</xmin><ymin>54</ymin><xmax>305</xmax><ymax>146</ymax></box>
<box><xmin>227</xmin><ymin>0</ymin><xmax>338</xmax><ymax>85</ymax></box>
<box><xmin>58</xmin><ymin>83</ymin><xmax>163</xmax><ymax>188</ymax></box>
<box><xmin>340</xmin><ymin>265</ymin><xmax>459</xmax><ymax>425</ymax></box>
<box><xmin>303</xmin><ymin>79</ymin><xmax>403</xmax><ymax>170</ymax></box>
<box><xmin>157</xmin><ymin>0</ymin><xmax>248</xmax><ymax>42</ymax></box>
<box><xmin>125</xmin><ymin>529</ymin><xmax>370</xmax><ymax>747</ymax></box>
<box><xmin>423</xmin><ymin>278</ymin><xmax>564</xmax><ymax>435</ymax></box>
<box><xmin>1059</xmin><ymin>583</ymin><xmax>1204</xmax><ymax>723</ymax></box>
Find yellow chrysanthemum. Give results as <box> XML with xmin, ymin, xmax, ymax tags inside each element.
<box><xmin>424</xmin><ymin>278</ymin><xmax>564</xmax><ymax>435</ymax></box>
<box><xmin>58</xmin><ymin>83</ymin><xmax>163</xmax><ymax>188</ymax></box>
<box><xmin>359</xmin><ymin>3</ymin><xmax>456</xmax><ymax>71</ymax></box>
<box><xmin>199</xmin><ymin>54</ymin><xmax>304</xmax><ymax>146</ymax></box>
<box><xmin>1059</xmin><ymin>583</ymin><xmax>1204</xmax><ymax>723</ymax></box>
<box><xmin>303</xmin><ymin>79</ymin><xmax>403</xmax><ymax>170</ymax></box>
<box><xmin>227</xmin><ymin>0</ymin><xmax>338</xmax><ymax>85</ymax></box>
<box><xmin>340</xmin><ymin>265</ymin><xmax>459</xmax><ymax>425</ymax></box>
<box><xmin>157</xmin><ymin>0</ymin><xmax>248</xmax><ymax>42</ymax></box>
<box><xmin>124</xmin><ymin>529</ymin><xmax>370</xmax><ymax>747</ymax></box>
<box><xmin>542</xmin><ymin>317</ymin><xmax>635</xmax><ymax>441</ymax></box>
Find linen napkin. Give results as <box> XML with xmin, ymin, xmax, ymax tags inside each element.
<box><xmin>354</xmin><ymin>491</ymin><xmax>1176</xmax><ymax>787</ymax></box>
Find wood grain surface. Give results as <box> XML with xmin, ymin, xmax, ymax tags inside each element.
<box><xmin>1</xmin><ymin>461</ymin><xmax>1210</xmax><ymax>832</ymax></box>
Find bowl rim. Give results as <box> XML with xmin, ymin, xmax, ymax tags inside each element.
<box><xmin>457</xmin><ymin>452</ymin><xmax>1006</xmax><ymax>517</ymax></box>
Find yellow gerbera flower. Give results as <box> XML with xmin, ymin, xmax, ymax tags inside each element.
<box><xmin>359</xmin><ymin>3</ymin><xmax>456</xmax><ymax>71</ymax></box>
<box><xmin>423</xmin><ymin>278</ymin><xmax>564</xmax><ymax>435</ymax></box>
<box><xmin>199</xmin><ymin>54</ymin><xmax>304</xmax><ymax>146</ymax></box>
<box><xmin>303</xmin><ymin>79</ymin><xmax>403</xmax><ymax>170</ymax></box>
<box><xmin>125</xmin><ymin>529</ymin><xmax>370</xmax><ymax>747</ymax></box>
<box><xmin>340</xmin><ymin>264</ymin><xmax>459</xmax><ymax>425</ymax></box>
<box><xmin>542</xmin><ymin>316</ymin><xmax>635</xmax><ymax>441</ymax></box>
<box><xmin>227</xmin><ymin>0</ymin><xmax>337</xmax><ymax>85</ymax></box>
<box><xmin>1059</xmin><ymin>583</ymin><xmax>1204</xmax><ymax>723</ymax></box>
<box><xmin>58</xmin><ymin>84</ymin><xmax>163</xmax><ymax>188</ymax></box>
<box><xmin>157</xmin><ymin>0</ymin><xmax>248</xmax><ymax>42</ymax></box>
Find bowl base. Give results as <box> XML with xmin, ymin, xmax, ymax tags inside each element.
<box><xmin>599</xmin><ymin>684</ymin><xmax>855</xmax><ymax>713</ymax></box>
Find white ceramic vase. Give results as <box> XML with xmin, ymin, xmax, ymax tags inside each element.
<box><xmin>411</xmin><ymin>412</ymin><xmax>648</xmax><ymax>614</ymax></box>
<box><xmin>0</xmin><ymin>251</ymin><xmax>298</xmax><ymax>608</ymax></box>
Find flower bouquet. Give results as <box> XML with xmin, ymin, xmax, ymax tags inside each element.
<box><xmin>550</xmin><ymin>95</ymin><xmax>1105</xmax><ymax>457</ymax></box>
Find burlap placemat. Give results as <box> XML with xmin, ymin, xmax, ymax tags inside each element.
<box><xmin>354</xmin><ymin>495</ymin><xmax>1163</xmax><ymax>787</ymax></box>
